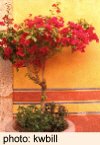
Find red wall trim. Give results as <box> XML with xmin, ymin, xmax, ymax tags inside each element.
<box><xmin>13</xmin><ymin>91</ymin><xmax>100</xmax><ymax>102</ymax></box>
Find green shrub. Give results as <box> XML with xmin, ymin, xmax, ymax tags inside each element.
<box><xmin>16</xmin><ymin>103</ymin><xmax>68</xmax><ymax>132</ymax></box>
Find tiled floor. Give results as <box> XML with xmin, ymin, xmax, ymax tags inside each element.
<box><xmin>68</xmin><ymin>115</ymin><xmax>100</xmax><ymax>132</ymax></box>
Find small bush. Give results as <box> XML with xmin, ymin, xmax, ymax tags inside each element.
<box><xmin>16</xmin><ymin>103</ymin><xmax>68</xmax><ymax>132</ymax></box>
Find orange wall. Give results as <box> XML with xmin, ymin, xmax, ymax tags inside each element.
<box><xmin>13</xmin><ymin>0</ymin><xmax>100</xmax><ymax>89</ymax></box>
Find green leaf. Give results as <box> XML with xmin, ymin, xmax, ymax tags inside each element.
<box><xmin>41</xmin><ymin>95</ymin><xmax>46</xmax><ymax>101</ymax></box>
<box><xmin>32</xmin><ymin>36</ymin><xmax>37</xmax><ymax>42</ymax></box>
<box><xmin>38</xmin><ymin>27</ymin><xmax>45</xmax><ymax>31</ymax></box>
<box><xmin>26</xmin><ymin>35</ymin><xmax>32</xmax><ymax>40</ymax></box>
<box><xmin>0</xmin><ymin>33</ymin><xmax>3</xmax><ymax>38</ymax></box>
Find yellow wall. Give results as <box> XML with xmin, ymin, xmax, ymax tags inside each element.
<box><xmin>13</xmin><ymin>0</ymin><xmax>100</xmax><ymax>89</ymax></box>
<box><xmin>13</xmin><ymin>103</ymin><xmax>100</xmax><ymax>114</ymax></box>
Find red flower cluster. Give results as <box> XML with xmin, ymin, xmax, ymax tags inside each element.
<box><xmin>9</xmin><ymin>15</ymin><xmax>65</xmax><ymax>67</ymax></box>
<box><xmin>60</xmin><ymin>21</ymin><xmax>99</xmax><ymax>52</ymax></box>
<box><xmin>14</xmin><ymin>60</ymin><xmax>26</xmax><ymax>68</ymax></box>
<box><xmin>0</xmin><ymin>3</ymin><xmax>99</xmax><ymax>69</ymax></box>
<box><xmin>16</xmin><ymin>47</ymin><xmax>25</xmax><ymax>57</ymax></box>
<box><xmin>24</xmin><ymin>15</ymin><xmax>64</xmax><ymax>29</ymax></box>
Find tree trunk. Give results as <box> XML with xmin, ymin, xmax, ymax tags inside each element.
<box><xmin>39</xmin><ymin>80</ymin><xmax>47</xmax><ymax>112</ymax></box>
<box><xmin>40</xmin><ymin>61</ymin><xmax>47</xmax><ymax>112</ymax></box>
<box><xmin>27</xmin><ymin>60</ymin><xmax>47</xmax><ymax>112</ymax></box>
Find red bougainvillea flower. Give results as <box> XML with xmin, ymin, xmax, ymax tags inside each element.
<box><xmin>33</xmin><ymin>59</ymin><xmax>41</xmax><ymax>67</ymax></box>
<box><xmin>60</xmin><ymin>20</ymin><xmax>99</xmax><ymax>52</ymax></box>
<box><xmin>0</xmin><ymin>21</ymin><xmax>5</xmax><ymax>26</ymax></box>
<box><xmin>16</xmin><ymin>47</ymin><xmax>25</xmax><ymax>57</ymax></box>
<box><xmin>4</xmin><ymin>47</ymin><xmax>12</xmax><ymax>59</ymax></box>
<box><xmin>3</xmin><ymin>15</ymin><xmax>13</xmax><ymax>25</ymax></box>
<box><xmin>48</xmin><ymin>16</ymin><xmax>64</xmax><ymax>28</ymax></box>
<box><xmin>52</xmin><ymin>2</ymin><xmax>61</xmax><ymax>14</ymax></box>
<box><xmin>24</xmin><ymin>18</ymin><xmax>35</xmax><ymax>28</ymax></box>
<box><xmin>56</xmin><ymin>9</ymin><xmax>61</xmax><ymax>13</ymax></box>
<box><xmin>19</xmin><ymin>33</ymin><xmax>31</xmax><ymax>46</ymax></box>
<box><xmin>14</xmin><ymin>24</ymin><xmax>21</xmax><ymax>30</ymax></box>
<box><xmin>28</xmin><ymin>45</ymin><xmax>37</xmax><ymax>54</ymax></box>
<box><xmin>14</xmin><ymin>60</ymin><xmax>26</xmax><ymax>68</ymax></box>
<box><xmin>34</xmin><ymin>16</ymin><xmax>44</xmax><ymax>28</ymax></box>
<box><xmin>39</xmin><ymin>47</ymin><xmax>49</xmax><ymax>56</ymax></box>
<box><xmin>52</xmin><ymin>4</ymin><xmax>57</xmax><ymax>7</ymax></box>
<box><xmin>86</xmin><ymin>26</ymin><xmax>99</xmax><ymax>42</ymax></box>
<box><xmin>24</xmin><ymin>16</ymin><xmax>44</xmax><ymax>28</ymax></box>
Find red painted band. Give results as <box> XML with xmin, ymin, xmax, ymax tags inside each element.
<box><xmin>13</xmin><ymin>91</ymin><xmax>100</xmax><ymax>102</ymax></box>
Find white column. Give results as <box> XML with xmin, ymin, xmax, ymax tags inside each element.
<box><xmin>0</xmin><ymin>0</ymin><xmax>13</xmax><ymax>130</ymax></box>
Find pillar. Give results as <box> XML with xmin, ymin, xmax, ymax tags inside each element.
<box><xmin>0</xmin><ymin>0</ymin><xmax>13</xmax><ymax>130</ymax></box>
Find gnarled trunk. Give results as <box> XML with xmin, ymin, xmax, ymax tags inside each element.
<box><xmin>39</xmin><ymin>79</ymin><xmax>47</xmax><ymax>112</ymax></box>
<box><xmin>27</xmin><ymin>60</ymin><xmax>47</xmax><ymax>112</ymax></box>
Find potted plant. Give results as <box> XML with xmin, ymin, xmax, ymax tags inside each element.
<box><xmin>0</xmin><ymin>2</ymin><xmax>99</xmax><ymax>132</ymax></box>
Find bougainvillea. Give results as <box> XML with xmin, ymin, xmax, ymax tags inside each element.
<box><xmin>60</xmin><ymin>20</ymin><xmax>99</xmax><ymax>52</ymax></box>
<box><xmin>0</xmin><ymin>3</ymin><xmax>99</xmax><ymax>68</ymax></box>
<box><xmin>0</xmin><ymin>2</ymin><xmax>99</xmax><ymax>110</ymax></box>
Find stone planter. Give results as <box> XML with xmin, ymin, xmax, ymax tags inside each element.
<box><xmin>63</xmin><ymin>119</ymin><xmax>75</xmax><ymax>132</ymax></box>
<box><xmin>5</xmin><ymin>118</ymin><xmax>75</xmax><ymax>132</ymax></box>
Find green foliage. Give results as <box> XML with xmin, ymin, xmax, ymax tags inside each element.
<box><xmin>16</xmin><ymin>103</ymin><xmax>68</xmax><ymax>132</ymax></box>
